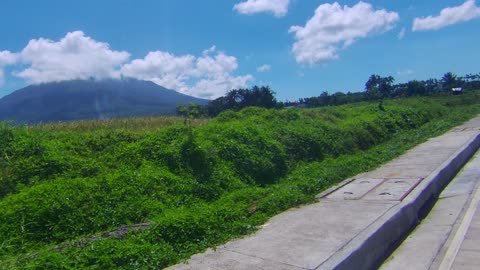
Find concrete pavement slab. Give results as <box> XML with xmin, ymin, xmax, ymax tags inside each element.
<box><xmin>326</xmin><ymin>178</ymin><xmax>386</xmax><ymax>200</ymax></box>
<box><xmin>362</xmin><ymin>178</ymin><xmax>424</xmax><ymax>201</ymax></box>
<box><xmin>170</xmin><ymin>248</ymin><xmax>306</xmax><ymax>270</ymax></box>
<box><xmin>223</xmin><ymin>200</ymin><xmax>397</xmax><ymax>269</ymax></box>
<box><xmin>451</xmin><ymin>250</ymin><xmax>480</xmax><ymax>270</ymax></box>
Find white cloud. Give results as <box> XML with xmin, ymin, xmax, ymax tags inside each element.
<box><xmin>120</xmin><ymin>51</ymin><xmax>195</xmax><ymax>92</ymax></box>
<box><xmin>398</xmin><ymin>27</ymin><xmax>406</xmax><ymax>39</ymax></box>
<box><xmin>234</xmin><ymin>0</ymin><xmax>290</xmax><ymax>17</ymax></box>
<box><xmin>413</xmin><ymin>0</ymin><xmax>480</xmax><ymax>31</ymax></box>
<box><xmin>257</xmin><ymin>64</ymin><xmax>271</xmax><ymax>72</ymax></box>
<box><xmin>0</xmin><ymin>50</ymin><xmax>17</xmax><ymax>65</ymax></box>
<box><xmin>288</xmin><ymin>2</ymin><xmax>399</xmax><ymax>65</ymax></box>
<box><xmin>1</xmin><ymin>32</ymin><xmax>252</xmax><ymax>99</ymax></box>
<box><xmin>121</xmin><ymin>47</ymin><xmax>253</xmax><ymax>99</ymax></box>
<box><xmin>191</xmin><ymin>74</ymin><xmax>254</xmax><ymax>99</ymax></box>
<box><xmin>194</xmin><ymin>50</ymin><xmax>238</xmax><ymax>77</ymax></box>
<box><xmin>0</xmin><ymin>50</ymin><xmax>17</xmax><ymax>86</ymax></box>
<box><xmin>202</xmin><ymin>45</ymin><xmax>217</xmax><ymax>55</ymax></box>
<box><xmin>397</xmin><ymin>69</ymin><xmax>414</xmax><ymax>76</ymax></box>
<box><xmin>14</xmin><ymin>31</ymin><xmax>130</xmax><ymax>83</ymax></box>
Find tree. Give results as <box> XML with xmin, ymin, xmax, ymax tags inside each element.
<box><xmin>176</xmin><ymin>102</ymin><xmax>205</xmax><ymax>124</ymax></box>
<box><xmin>463</xmin><ymin>73</ymin><xmax>480</xmax><ymax>90</ymax></box>
<box><xmin>206</xmin><ymin>96</ymin><xmax>230</xmax><ymax>117</ymax></box>
<box><xmin>441</xmin><ymin>72</ymin><xmax>461</xmax><ymax>92</ymax></box>
<box><xmin>240</xmin><ymin>85</ymin><xmax>278</xmax><ymax>108</ymax></box>
<box><xmin>206</xmin><ymin>85</ymin><xmax>278</xmax><ymax>116</ymax></box>
<box><xmin>424</xmin><ymin>78</ymin><xmax>441</xmax><ymax>95</ymax></box>
<box><xmin>406</xmin><ymin>80</ymin><xmax>427</xmax><ymax>96</ymax></box>
<box><xmin>365</xmin><ymin>74</ymin><xmax>395</xmax><ymax>100</ymax></box>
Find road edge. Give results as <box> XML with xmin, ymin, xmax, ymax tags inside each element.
<box><xmin>317</xmin><ymin>131</ymin><xmax>480</xmax><ymax>270</ymax></box>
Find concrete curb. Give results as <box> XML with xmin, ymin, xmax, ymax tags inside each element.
<box><xmin>317</xmin><ymin>132</ymin><xmax>480</xmax><ymax>270</ymax></box>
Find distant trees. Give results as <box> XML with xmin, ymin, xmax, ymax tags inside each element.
<box><xmin>394</xmin><ymin>80</ymin><xmax>427</xmax><ymax>97</ymax></box>
<box><xmin>178</xmin><ymin>71</ymin><xmax>480</xmax><ymax>118</ymax></box>
<box><xmin>365</xmin><ymin>75</ymin><xmax>395</xmax><ymax>100</ymax></box>
<box><xmin>406</xmin><ymin>80</ymin><xmax>427</xmax><ymax>96</ymax></box>
<box><xmin>291</xmin><ymin>71</ymin><xmax>480</xmax><ymax>110</ymax></box>
<box><xmin>463</xmin><ymin>73</ymin><xmax>480</xmax><ymax>90</ymax></box>
<box><xmin>297</xmin><ymin>91</ymin><xmax>365</xmax><ymax>108</ymax></box>
<box><xmin>424</xmin><ymin>78</ymin><xmax>441</xmax><ymax>94</ymax></box>
<box><xmin>441</xmin><ymin>72</ymin><xmax>462</xmax><ymax>91</ymax></box>
<box><xmin>176</xmin><ymin>85</ymin><xmax>280</xmax><ymax>119</ymax></box>
<box><xmin>206</xmin><ymin>86</ymin><xmax>278</xmax><ymax>117</ymax></box>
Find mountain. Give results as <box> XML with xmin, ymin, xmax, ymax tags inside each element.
<box><xmin>0</xmin><ymin>79</ymin><xmax>209</xmax><ymax>124</ymax></box>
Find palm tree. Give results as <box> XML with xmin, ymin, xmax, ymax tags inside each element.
<box><xmin>441</xmin><ymin>72</ymin><xmax>458</xmax><ymax>91</ymax></box>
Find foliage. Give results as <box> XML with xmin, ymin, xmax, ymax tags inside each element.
<box><xmin>206</xmin><ymin>85</ymin><xmax>278</xmax><ymax>116</ymax></box>
<box><xmin>31</xmin><ymin>116</ymin><xmax>209</xmax><ymax>133</ymax></box>
<box><xmin>441</xmin><ymin>72</ymin><xmax>461</xmax><ymax>91</ymax></box>
<box><xmin>0</xmin><ymin>93</ymin><xmax>479</xmax><ymax>269</ymax></box>
<box><xmin>176</xmin><ymin>102</ymin><xmax>207</xmax><ymax>123</ymax></box>
<box><xmin>290</xmin><ymin>71</ymin><xmax>480</xmax><ymax>108</ymax></box>
<box><xmin>296</xmin><ymin>91</ymin><xmax>366</xmax><ymax>108</ymax></box>
<box><xmin>365</xmin><ymin>74</ymin><xmax>395</xmax><ymax>100</ymax></box>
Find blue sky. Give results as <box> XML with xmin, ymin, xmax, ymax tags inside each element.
<box><xmin>0</xmin><ymin>0</ymin><xmax>479</xmax><ymax>101</ymax></box>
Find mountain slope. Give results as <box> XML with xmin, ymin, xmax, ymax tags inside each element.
<box><xmin>0</xmin><ymin>79</ymin><xmax>208</xmax><ymax>123</ymax></box>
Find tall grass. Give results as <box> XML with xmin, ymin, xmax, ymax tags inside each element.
<box><xmin>30</xmin><ymin>116</ymin><xmax>209</xmax><ymax>133</ymax></box>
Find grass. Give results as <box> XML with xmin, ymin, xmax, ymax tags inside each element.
<box><xmin>29</xmin><ymin>116</ymin><xmax>209</xmax><ymax>133</ymax></box>
<box><xmin>0</xmin><ymin>92</ymin><xmax>479</xmax><ymax>269</ymax></box>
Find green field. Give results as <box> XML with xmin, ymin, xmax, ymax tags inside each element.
<box><xmin>1</xmin><ymin>92</ymin><xmax>480</xmax><ymax>269</ymax></box>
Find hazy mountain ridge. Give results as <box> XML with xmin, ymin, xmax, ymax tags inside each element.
<box><xmin>0</xmin><ymin>79</ymin><xmax>208</xmax><ymax>123</ymax></box>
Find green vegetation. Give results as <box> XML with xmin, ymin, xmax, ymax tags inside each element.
<box><xmin>32</xmin><ymin>116</ymin><xmax>209</xmax><ymax>133</ymax></box>
<box><xmin>1</xmin><ymin>92</ymin><xmax>479</xmax><ymax>269</ymax></box>
<box><xmin>288</xmin><ymin>71</ymin><xmax>480</xmax><ymax>108</ymax></box>
<box><xmin>194</xmin><ymin>71</ymin><xmax>480</xmax><ymax>118</ymax></box>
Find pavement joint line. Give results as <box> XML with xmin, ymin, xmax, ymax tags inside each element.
<box><xmin>398</xmin><ymin>177</ymin><xmax>425</xmax><ymax>201</ymax></box>
<box><xmin>356</xmin><ymin>178</ymin><xmax>387</xmax><ymax>200</ymax></box>
<box><xmin>437</xmin><ymin>174</ymin><xmax>480</xmax><ymax>270</ymax></box>
<box><xmin>316</xmin><ymin>178</ymin><xmax>357</xmax><ymax>199</ymax></box>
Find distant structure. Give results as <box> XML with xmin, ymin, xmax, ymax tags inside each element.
<box><xmin>452</xmin><ymin>87</ymin><xmax>463</xmax><ymax>95</ymax></box>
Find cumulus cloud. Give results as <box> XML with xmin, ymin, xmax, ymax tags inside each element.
<box><xmin>191</xmin><ymin>74</ymin><xmax>253</xmax><ymax>99</ymax></box>
<box><xmin>14</xmin><ymin>31</ymin><xmax>130</xmax><ymax>83</ymax></box>
<box><xmin>121</xmin><ymin>47</ymin><xmax>253</xmax><ymax>99</ymax></box>
<box><xmin>1</xmin><ymin>31</ymin><xmax>252</xmax><ymax>99</ymax></box>
<box><xmin>0</xmin><ymin>50</ymin><xmax>17</xmax><ymax>65</ymax></box>
<box><xmin>413</xmin><ymin>0</ymin><xmax>480</xmax><ymax>31</ymax></box>
<box><xmin>234</xmin><ymin>0</ymin><xmax>290</xmax><ymax>17</ymax></box>
<box><xmin>0</xmin><ymin>50</ymin><xmax>17</xmax><ymax>85</ymax></box>
<box><xmin>120</xmin><ymin>51</ymin><xmax>195</xmax><ymax>92</ymax></box>
<box><xmin>288</xmin><ymin>2</ymin><xmax>399</xmax><ymax>65</ymax></box>
<box><xmin>257</xmin><ymin>64</ymin><xmax>271</xmax><ymax>72</ymax></box>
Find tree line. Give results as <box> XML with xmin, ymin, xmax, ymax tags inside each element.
<box><xmin>177</xmin><ymin>85</ymin><xmax>279</xmax><ymax>119</ymax></box>
<box><xmin>178</xmin><ymin>71</ymin><xmax>480</xmax><ymax>118</ymax></box>
<box><xmin>286</xmin><ymin>72</ymin><xmax>480</xmax><ymax>108</ymax></box>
